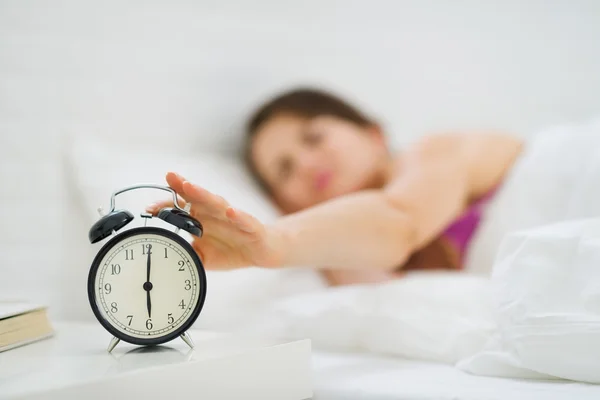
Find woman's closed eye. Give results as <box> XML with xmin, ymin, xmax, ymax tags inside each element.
<box><xmin>277</xmin><ymin>157</ymin><xmax>294</xmax><ymax>181</ymax></box>
<box><xmin>303</xmin><ymin>130</ymin><xmax>323</xmax><ymax>146</ymax></box>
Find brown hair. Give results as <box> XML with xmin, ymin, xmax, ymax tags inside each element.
<box><xmin>244</xmin><ymin>87</ymin><xmax>376</xmax><ymax>193</ymax></box>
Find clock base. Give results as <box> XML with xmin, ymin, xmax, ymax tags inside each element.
<box><xmin>180</xmin><ymin>331</ymin><xmax>195</xmax><ymax>349</ymax></box>
<box><xmin>107</xmin><ymin>336</ymin><xmax>120</xmax><ymax>353</ymax></box>
<box><xmin>106</xmin><ymin>332</ymin><xmax>195</xmax><ymax>353</ymax></box>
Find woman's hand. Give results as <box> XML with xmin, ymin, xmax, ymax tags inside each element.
<box><xmin>146</xmin><ymin>172</ymin><xmax>286</xmax><ymax>270</ymax></box>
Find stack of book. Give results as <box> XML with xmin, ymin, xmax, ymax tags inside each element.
<box><xmin>0</xmin><ymin>302</ymin><xmax>54</xmax><ymax>352</ymax></box>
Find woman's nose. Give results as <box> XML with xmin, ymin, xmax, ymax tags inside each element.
<box><xmin>296</xmin><ymin>152</ymin><xmax>321</xmax><ymax>177</ymax></box>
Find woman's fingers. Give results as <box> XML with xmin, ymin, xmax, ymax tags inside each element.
<box><xmin>225</xmin><ymin>207</ymin><xmax>261</xmax><ymax>234</ymax></box>
<box><xmin>151</xmin><ymin>172</ymin><xmax>251</xmax><ymax>229</ymax></box>
<box><xmin>145</xmin><ymin>189</ymin><xmax>258</xmax><ymax>236</ymax></box>
<box><xmin>144</xmin><ymin>172</ymin><xmax>189</xmax><ymax>214</ymax></box>
<box><xmin>181</xmin><ymin>180</ymin><xmax>230</xmax><ymax>220</ymax></box>
<box><xmin>166</xmin><ymin>172</ymin><xmax>187</xmax><ymax>197</ymax></box>
<box><xmin>163</xmin><ymin>172</ymin><xmax>231</xmax><ymax>220</ymax></box>
<box><xmin>145</xmin><ymin>196</ymin><xmax>187</xmax><ymax>215</ymax></box>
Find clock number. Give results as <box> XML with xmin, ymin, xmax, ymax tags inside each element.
<box><xmin>178</xmin><ymin>260</ymin><xmax>185</xmax><ymax>271</ymax></box>
<box><xmin>164</xmin><ymin>248</ymin><xmax>168</xmax><ymax>258</ymax></box>
<box><xmin>142</xmin><ymin>244</ymin><xmax>152</xmax><ymax>255</ymax></box>
<box><xmin>146</xmin><ymin>319</ymin><xmax>153</xmax><ymax>330</ymax></box>
<box><xmin>126</xmin><ymin>315</ymin><xmax>133</xmax><ymax>326</ymax></box>
<box><xmin>104</xmin><ymin>283</ymin><xmax>112</xmax><ymax>294</ymax></box>
<box><xmin>168</xmin><ymin>313</ymin><xmax>174</xmax><ymax>324</ymax></box>
<box><xmin>111</xmin><ymin>264</ymin><xmax>121</xmax><ymax>275</ymax></box>
<box><xmin>179</xmin><ymin>299</ymin><xmax>186</xmax><ymax>310</ymax></box>
<box><xmin>110</xmin><ymin>302</ymin><xmax>118</xmax><ymax>313</ymax></box>
<box><xmin>184</xmin><ymin>280</ymin><xmax>191</xmax><ymax>290</ymax></box>
<box><xmin>125</xmin><ymin>249</ymin><xmax>134</xmax><ymax>260</ymax></box>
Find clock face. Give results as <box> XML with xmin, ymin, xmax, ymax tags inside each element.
<box><xmin>88</xmin><ymin>227</ymin><xmax>206</xmax><ymax>345</ymax></box>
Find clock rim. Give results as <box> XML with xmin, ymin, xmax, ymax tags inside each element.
<box><xmin>87</xmin><ymin>226</ymin><xmax>207</xmax><ymax>346</ymax></box>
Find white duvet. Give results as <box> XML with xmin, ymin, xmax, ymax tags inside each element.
<box><xmin>243</xmin><ymin>117</ymin><xmax>600</xmax><ymax>384</ymax></box>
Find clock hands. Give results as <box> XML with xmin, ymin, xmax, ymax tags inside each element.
<box><xmin>147</xmin><ymin>244</ymin><xmax>152</xmax><ymax>282</ymax></box>
<box><xmin>146</xmin><ymin>291</ymin><xmax>152</xmax><ymax>319</ymax></box>
<box><xmin>144</xmin><ymin>244</ymin><xmax>153</xmax><ymax>319</ymax></box>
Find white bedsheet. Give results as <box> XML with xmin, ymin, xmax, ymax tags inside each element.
<box><xmin>311</xmin><ymin>351</ymin><xmax>600</xmax><ymax>400</ymax></box>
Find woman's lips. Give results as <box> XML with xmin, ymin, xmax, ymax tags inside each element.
<box><xmin>314</xmin><ymin>171</ymin><xmax>333</xmax><ymax>191</ymax></box>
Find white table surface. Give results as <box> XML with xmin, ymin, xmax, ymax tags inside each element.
<box><xmin>0</xmin><ymin>321</ymin><xmax>313</xmax><ymax>400</ymax></box>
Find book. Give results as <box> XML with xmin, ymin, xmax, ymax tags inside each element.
<box><xmin>0</xmin><ymin>301</ymin><xmax>54</xmax><ymax>352</ymax></box>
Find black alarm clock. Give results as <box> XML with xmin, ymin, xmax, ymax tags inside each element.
<box><xmin>87</xmin><ymin>184</ymin><xmax>207</xmax><ymax>353</ymax></box>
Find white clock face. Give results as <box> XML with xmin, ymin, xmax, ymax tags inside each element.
<box><xmin>93</xmin><ymin>231</ymin><xmax>203</xmax><ymax>340</ymax></box>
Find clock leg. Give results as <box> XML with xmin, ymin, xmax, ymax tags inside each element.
<box><xmin>180</xmin><ymin>332</ymin><xmax>195</xmax><ymax>349</ymax></box>
<box><xmin>107</xmin><ymin>336</ymin><xmax>120</xmax><ymax>353</ymax></box>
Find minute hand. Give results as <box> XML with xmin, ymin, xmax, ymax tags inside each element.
<box><xmin>146</xmin><ymin>245</ymin><xmax>152</xmax><ymax>318</ymax></box>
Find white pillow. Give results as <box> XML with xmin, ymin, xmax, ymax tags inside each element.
<box><xmin>243</xmin><ymin>271</ymin><xmax>498</xmax><ymax>365</ymax></box>
<box><xmin>62</xmin><ymin>135</ymin><xmax>326</xmax><ymax>330</ymax></box>
<box><xmin>458</xmin><ymin>218</ymin><xmax>600</xmax><ymax>384</ymax></box>
<box><xmin>65</xmin><ymin>134</ymin><xmax>279</xmax><ymax>226</ymax></box>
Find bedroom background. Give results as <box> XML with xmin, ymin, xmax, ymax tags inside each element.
<box><xmin>1</xmin><ymin>0</ymin><xmax>600</xmax><ymax>330</ymax></box>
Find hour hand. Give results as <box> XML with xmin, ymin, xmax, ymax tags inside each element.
<box><xmin>147</xmin><ymin>291</ymin><xmax>152</xmax><ymax>318</ymax></box>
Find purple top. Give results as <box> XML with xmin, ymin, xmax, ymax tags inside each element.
<box><xmin>442</xmin><ymin>188</ymin><xmax>498</xmax><ymax>266</ymax></box>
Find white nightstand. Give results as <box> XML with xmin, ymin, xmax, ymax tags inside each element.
<box><xmin>0</xmin><ymin>322</ymin><xmax>312</xmax><ymax>400</ymax></box>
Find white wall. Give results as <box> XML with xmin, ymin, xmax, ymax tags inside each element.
<box><xmin>1</xmin><ymin>0</ymin><xmax>599</xmax><ymax>316</ymax></box>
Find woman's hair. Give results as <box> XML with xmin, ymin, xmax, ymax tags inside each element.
<box><xmin>244</xmin><ymin>87</ymin><xmax>376</xmax><ymax>193</ymax></box>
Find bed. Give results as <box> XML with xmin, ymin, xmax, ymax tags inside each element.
<box><xmin>54</xmin><ymin>128</ymin><xmax>600</xmax><ymax>400</ymax></box>
<box><xmin>311</xmin><ymin>351</ymin><xmax>600</xmax><ymax>400</ymax></box>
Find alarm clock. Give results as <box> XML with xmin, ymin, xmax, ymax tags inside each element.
<box><xmin>87</xmin><ymin>184</ymin><xmax>207</xmax><ymax>353</ymax></box>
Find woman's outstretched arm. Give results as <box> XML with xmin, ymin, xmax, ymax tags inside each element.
<box><xmin>272</xmin><ymin>132</ymin><xmax>523</xmax><ymax>271</ymax></box>
<box><xmin>148</xmin><ymin>133</ymin><xmax>522</xmax><ymax>271</ymax></box>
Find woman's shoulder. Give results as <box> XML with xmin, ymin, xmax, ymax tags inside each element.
<box><xmin>390</xmin><ymin>131</ymin><xmax>524</xmax><ymax>166</ymax></box>
<box><xmin>388</xmin><ymin>131</ymin><xmax>524</xmax><ymax>196</ymax></box>
<box><xmin>397</xmin><ymin>131</ymin><xmax>523</xmax><ymax>157</ymax></box>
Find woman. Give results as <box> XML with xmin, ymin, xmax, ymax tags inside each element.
<box><xmin>146</xmin><ymin>88</ymin><xmax>524</xmax><ymax>286</ymax></box>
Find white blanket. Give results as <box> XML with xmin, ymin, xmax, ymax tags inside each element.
<box><xmin>242</xmin><ymin>117</ymin><xmax>600</xmax><ymax>383</ymax></box>
<box><xmin>466</xmin><ymin>116</ymin><xmax>600</xmax><ymax>274</ymax></box>
<box><xmin>458</xmin><ymin>218</ymin><xmax>600</xmax><ymax>383</ymax></box>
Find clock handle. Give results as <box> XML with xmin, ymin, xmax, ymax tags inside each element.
<box><xmin>108</xmin><ymin>184</ymin><xmax>186</xmax><ymax>213</ymax></box>
<box><xmin>89</xmin><ymin>184</ymin><xmax>187</xmax><ymax>244</ymax></box>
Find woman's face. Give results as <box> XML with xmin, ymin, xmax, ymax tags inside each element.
<box><xmin>250</xmin><ymin>113</ymin><xmax>391</xmax><ymax>213</ymax></box>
